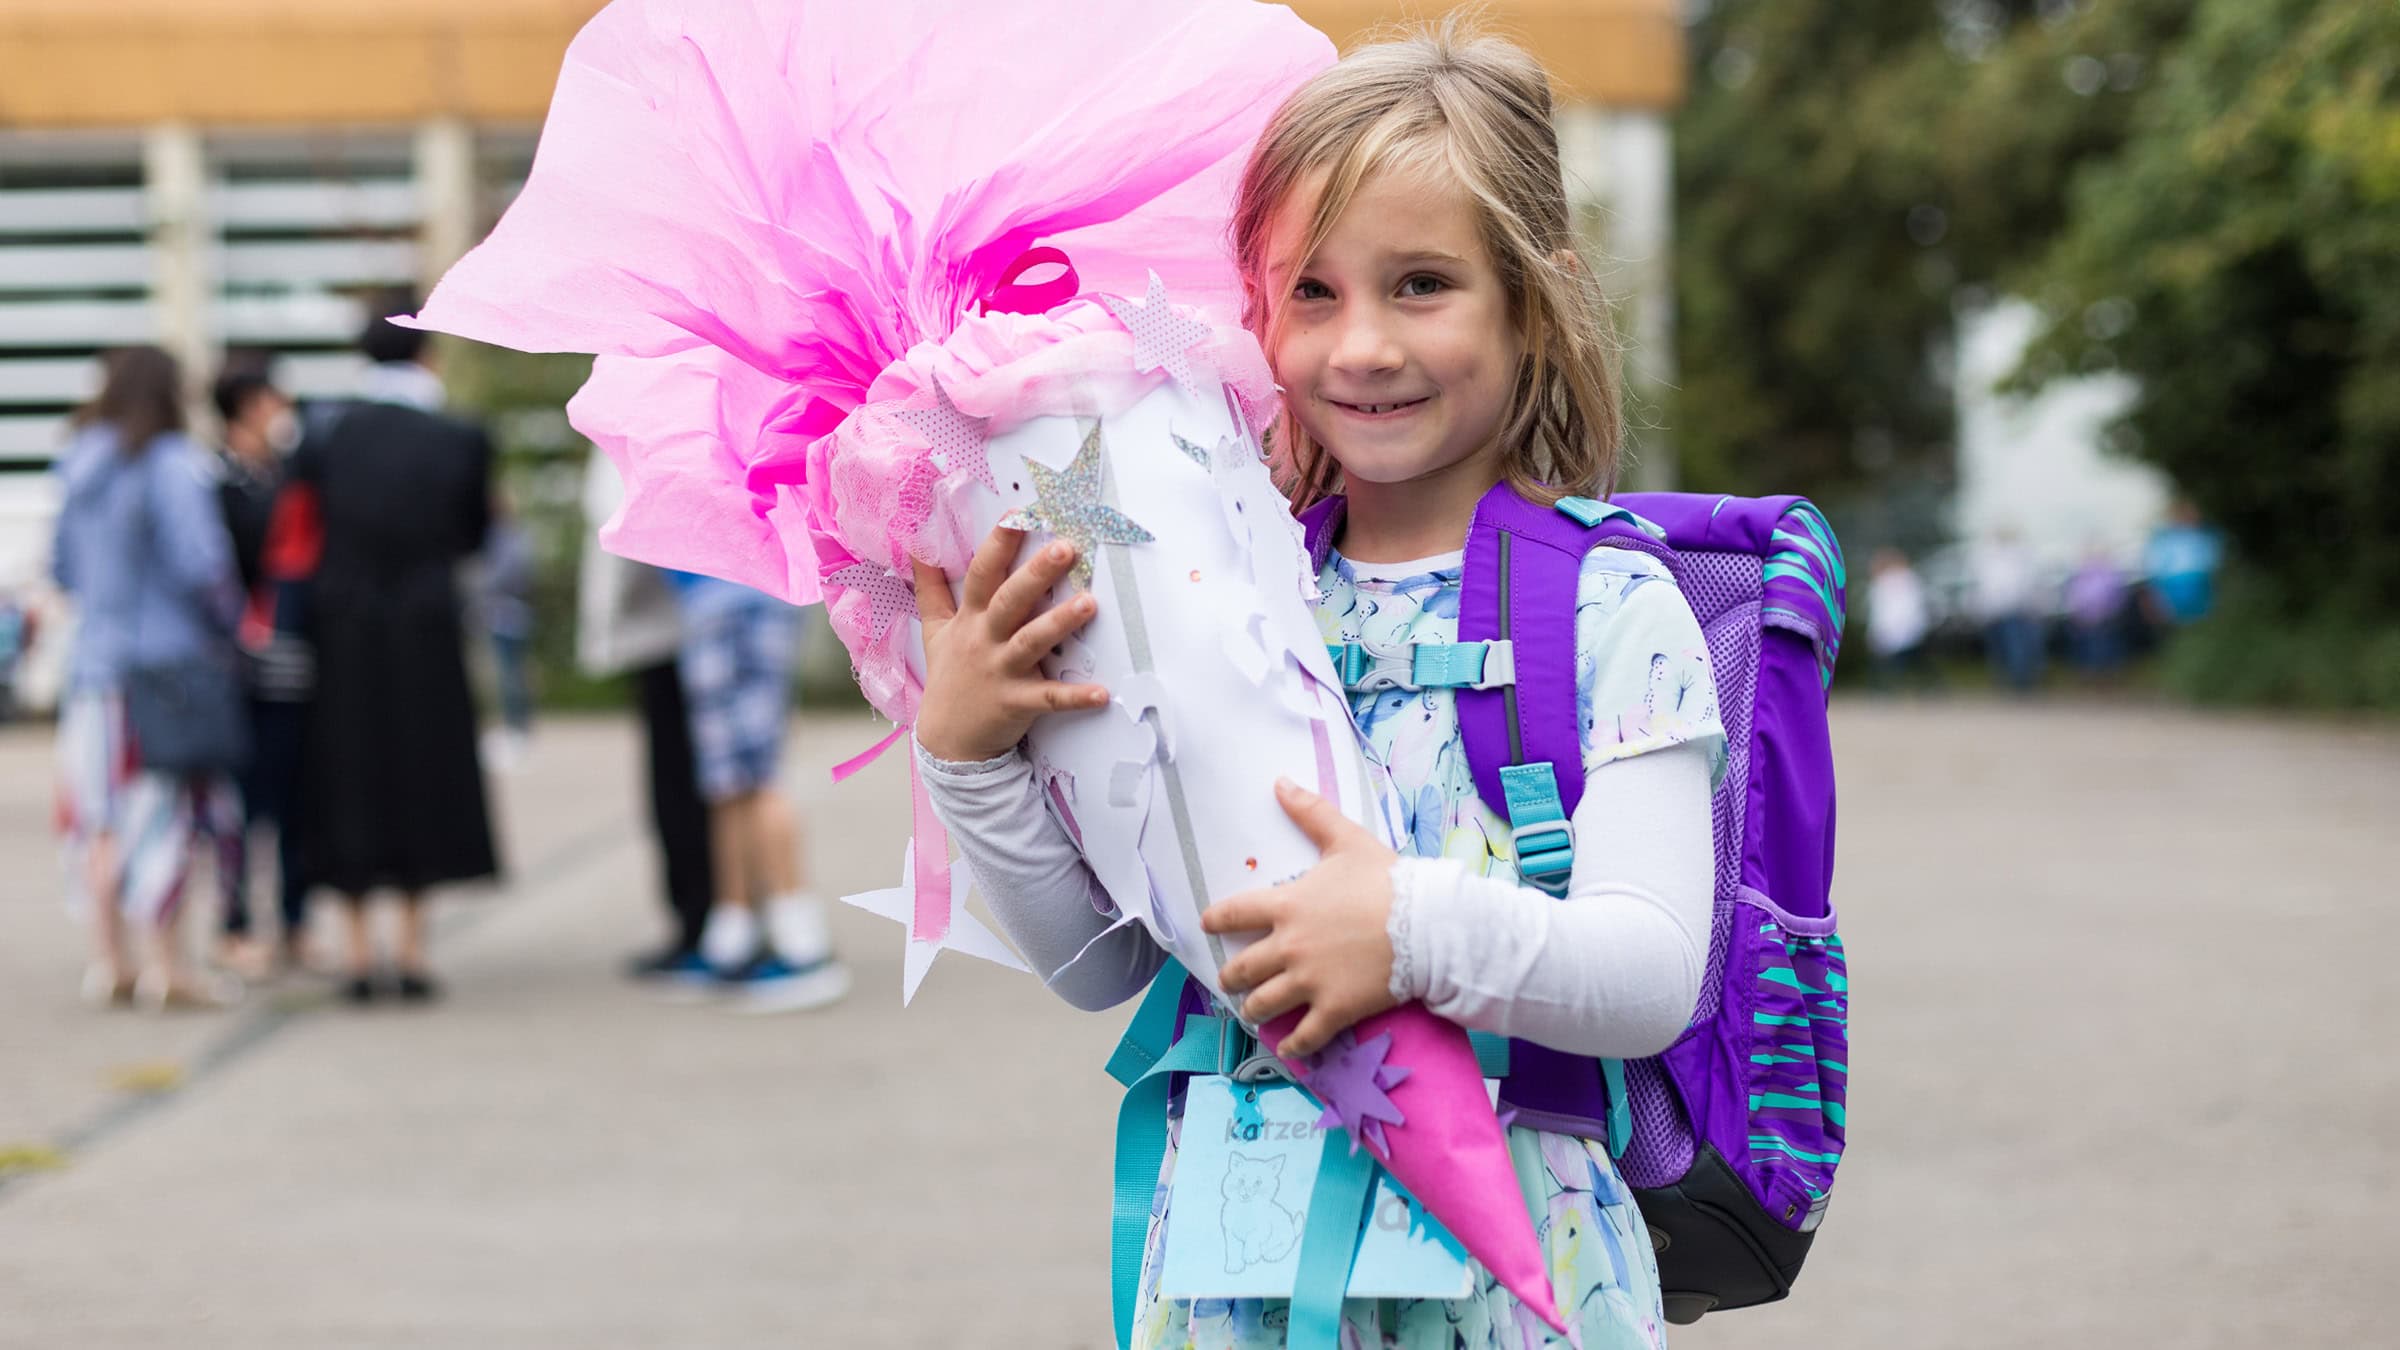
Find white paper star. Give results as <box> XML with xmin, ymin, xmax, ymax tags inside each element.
<box><xmin>841</xmin><ymin>845</ymin><xmax>1030</xmax><ymax>1004</ymax></box>
<box><xmin>1182</xmin><ymin>427</ymin><xmax>1310</xmax><ymax>602</ymax></box>
<box><xmin>824</xmin><ymin>562</ymin><xmax>918</xmax><ymax>643</ymax></box>
<box><xmin>894</xmin><ymin>376</ymin><xmax>996</xmax><ymax>494</ymax></box>
<box><xmin>1102</xmin><ymin>271</ymin><xmax>1214</xmax><ymax>400</ymax></box>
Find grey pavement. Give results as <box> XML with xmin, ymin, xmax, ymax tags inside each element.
<box><xmin>1</xmin><ymin>700</ymin><xmax>2393</xmax><ymax>1348</ymax></box>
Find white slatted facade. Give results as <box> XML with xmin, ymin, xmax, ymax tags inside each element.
<box><xmin>0</xmin><ymin>126</ymin><xmax>531</xmax><ymax>606</ymax></box>
<box><xmin>0</xmin><ymin>127</ymin><xmax>541</xmax><ymax>469</ymax></box>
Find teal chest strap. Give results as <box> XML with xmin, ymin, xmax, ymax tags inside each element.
<box><xmin>1326</xmin><ymin>639</ymin><xmax>1515</xmax><ymax>693</ymax></box>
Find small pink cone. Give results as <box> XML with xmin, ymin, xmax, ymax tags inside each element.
<box><xmin>1263</xmin><ymin>1004</ymin><xmax>1567</xmax><ymax>1333</ymax></box>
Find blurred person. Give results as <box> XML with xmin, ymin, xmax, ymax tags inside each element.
<box><xmin>2062</xmin><ymin>543</ymin><xmax>2130</xmax><ymax>681</ymax></box>
<box><xmin>671</xmin><ymin>572</ymin><xmax>848</xmax><ymax>1012</ymax></box>
<box><xmin>49</xmin><ymin>346</ymin><xmax>245</xmax><ymax>1011</ymax></box>
<box><xmin>0</xmin><ymin>588</ymin><xmax>28</xmax><ymax>721</ymax></box>
<box><xmin>574</xmin><ymin>454</ymin><xmax>717</xmax><ymax>981</ymax></box>
<box><xmin>1865</xmin><ymin>547</ymin><xmax>1934</xmax><ymax>691</ymax></box>
<box><xmin>2143</xmin><ymin>498</ymin><xmax>2223</xmax><ymax>628</ymax></box>
<box><xmin>1973</xmin><ymin>526</ymin><xmax>2046</xmax><ymax>694</ymax></box>
<box><xmin>477</xmin><ymin>491</ymin><xmax>538</xmax><ymax>771</ymax></box>
<box><xmin>208</xmin><ymin>362</ymin><xmax>315</xmax><ymax>977</ymax></box>
<box><xmin>297</xmin><ymin>299</ymin><xmax>500</xmax><ymax>1005</ymax></box>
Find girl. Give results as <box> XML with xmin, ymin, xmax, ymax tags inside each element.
<box><xmin>912</xmin><ymin>24</ymin><xmax>1720</xmax><ymax>1349</ymax></box>
<box><xmin>52</xmin><ymin>346</ymin><xmax>247</xmax><ymax>1011</ymax></box>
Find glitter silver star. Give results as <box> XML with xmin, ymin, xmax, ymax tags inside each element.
<box><xmin>1000</xmin><ymin>420</ymin><xmax>1153</xmax><ymax>586</ymax></box>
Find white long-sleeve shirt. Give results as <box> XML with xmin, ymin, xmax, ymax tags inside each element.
<box><xmin>918</xmin><ymin>734</ymin><xmax>1713</xmax><ymax>1059</ymax></box>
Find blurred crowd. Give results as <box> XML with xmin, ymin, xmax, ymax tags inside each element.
<box><xmin>1862</xmin><ymin>502</ymin><xmax>2223</xmax><ymax>695</ymax></box>
<box><xmin>40</xmin><ymin>300</ymin><xmax>846</xmax><ymax>1017</ymax></box>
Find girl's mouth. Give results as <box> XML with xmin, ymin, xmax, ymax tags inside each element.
<box><xmin>1330</xmin><ymin>397</ymin><xmax>1430</xmax><ymax>419</ymax></box>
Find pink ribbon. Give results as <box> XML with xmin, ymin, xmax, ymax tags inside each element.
<box><xmin>979</xmin><ymin>246</ymin><xmax>1079</xmax><ymax>316</ymax></box>
<box><xmin>828</xmin><ymin>725</ymin><xmax>907</xmax><ymax>783</ymax></box>
<box><xmin>907</xmin><ymin>750</ymin><xmax>953</xmax><ymax>943</ymax></box>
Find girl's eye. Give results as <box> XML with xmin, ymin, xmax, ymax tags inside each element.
<box><xmin>1400</xmin><ymin>274</ymin><xmax>1447</xmax><ymax>298</ymax></box>
<box><xmin>1292</xmin><ymin>279</ymin><xmax>1333</xmax><ymax>302</ymax></box>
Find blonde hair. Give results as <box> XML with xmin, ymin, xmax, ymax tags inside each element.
<box><xmin>1231</xmin><ymin>18</ymin><xmax>1624</xmax><ymax>509</ymax></box>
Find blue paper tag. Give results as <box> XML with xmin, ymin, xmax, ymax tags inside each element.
<box><xmin>1158</xmin><ymin>1077</ymin><xmax>1473</xmax><ymax>1301</ymax></box>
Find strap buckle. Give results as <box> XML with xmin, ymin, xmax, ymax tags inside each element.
<box><xmin>1231</xmin><ymin>1049</ymin><xmax>1296</xmax><ymax>1085</ymax></box>
<box><xmin>1510</xmin><ymin>818</ymin><xmax>1576</xmax><ymax>885</ymax></box>
<box><xmin>1325</xmin><ymin>637</ymin><xmax>1516</xmax><ymax>693</ymax></box>
<box><xmin>1499</xmin><ymin>761</ymin><xmax>1575</xmax><ymax>896</ymax></box>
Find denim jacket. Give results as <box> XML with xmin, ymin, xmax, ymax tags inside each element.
<box><xmin>50</xmin><ymin>426</ymin><xmax>241</xmax><ymax>692</ymax></box>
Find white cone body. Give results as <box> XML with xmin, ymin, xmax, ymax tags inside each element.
<box><xmin>912</xmin><ymin>378</ymin><xmax>1404</xmax><ymax>998</ymax></box>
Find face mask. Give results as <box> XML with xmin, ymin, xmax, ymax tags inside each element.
<box><xmin>265</xmin><ymin>407</ymin><xmax>301</xmax><ymax>456</ymax></box>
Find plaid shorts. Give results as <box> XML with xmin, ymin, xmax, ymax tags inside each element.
<box><xmin>677</xmin><ymin>589</ymin><xmax>801</xmax><ymax>801</ymax></box>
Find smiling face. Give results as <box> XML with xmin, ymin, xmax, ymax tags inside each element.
<box><xmin>1265</xmin><ymin>166</ymin><xmax>1524</xmax><ymax>506</ymax></box>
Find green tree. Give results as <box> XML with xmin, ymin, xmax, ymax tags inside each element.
<box><xmin>2014</xmin><ymin>0</ymin><xmax>2400</xmax><ymax>705</ymax></box>
<box><xmin>1672</xmin><ymin>0</ymin><xmax>2188</xmax><ymax>547</ymax></box>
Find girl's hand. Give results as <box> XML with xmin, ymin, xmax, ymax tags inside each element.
<box><xmin>1203</xmin><ymin>778</ymin><xmax>1401</xmax><ymax>1059</ymax></box>
<box><xmin>911</xmin><ymin>525</ymin><xmax>1109</xmax><ymax>763</ymax></box>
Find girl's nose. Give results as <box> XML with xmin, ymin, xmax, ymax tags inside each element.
<box><xmin>1326</xmin><ymin>305</ymin><xmax>1403</xmax><ymax>376</ymax></box>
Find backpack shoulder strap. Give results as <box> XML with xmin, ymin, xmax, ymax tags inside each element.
<box><xmin>1298</xmin><ymin>495</ymin><xmax>1342</xmax><ymax>573</ymax></box>
<box><xmin>1458</xmin><ymin>484</ymin><xmax>1682</xmax><ymax>893</ymax></box>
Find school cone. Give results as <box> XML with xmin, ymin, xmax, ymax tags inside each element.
<box><xmin>1260</xmin><ymin>1004</ymin><xmax>1567</xmax><ymax>1332</ymax></box>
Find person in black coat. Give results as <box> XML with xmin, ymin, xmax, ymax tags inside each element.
<box><xmin>296</xmin><ymin>304</ymin><xmax>500</xmax><ymax>1003</ymax></box>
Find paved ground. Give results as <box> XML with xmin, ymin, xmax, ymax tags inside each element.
<box><xmin>0</xmin><ymin>699</ymin><xmax>2392</xmax><ymax>1349</ymax></box>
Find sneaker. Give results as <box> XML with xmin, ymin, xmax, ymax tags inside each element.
<box><xmin>697</xmin><ymin>905</ymin><xmax>761</xmax><ymax>973</ymax></box>
<box><xmin>721</xmin><ymin>951</ymin><xmax>851</xmax><ymax>1015</ymax></box>
<box><xmin>645</xmin><ymin>949</ymin><xmax>727</xmax><ymax>1005</ymax></box>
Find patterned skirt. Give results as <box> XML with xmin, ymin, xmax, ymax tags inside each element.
<box><xmin>55</xmin><ymin>689</ymin><xmax>240</xmax><ymax>925</ymax></box>
<box><xmin>1130</xmin><ymin>1119</ymin><xmax>1670</xmax><ymax>1350</ymax></box>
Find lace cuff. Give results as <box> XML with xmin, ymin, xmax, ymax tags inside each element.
<box><xmin>912</xmin><ymin>738</ymin><xmax>1025</xmax><ymax>780</ymax></box>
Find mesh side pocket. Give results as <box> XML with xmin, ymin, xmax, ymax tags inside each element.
<box><xmin>1619</xmin><ymin>1057</ymin><xmax>1697</xmax><ymax>1189</ymax></box>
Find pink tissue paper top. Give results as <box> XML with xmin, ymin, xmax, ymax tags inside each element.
<box><xmin>407</xmin><ymin>0</ymin><xmax>1333</xmax><ymax>609</ymax></box>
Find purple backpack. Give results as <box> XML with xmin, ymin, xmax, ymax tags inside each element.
<box><xmin>1300</xmin><ymin>481</ymin><xmax>1849</xmax><ymax>1324</ymax></box>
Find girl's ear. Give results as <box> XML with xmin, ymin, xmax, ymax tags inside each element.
<box><xmin>1550</xmin><ymin>248</ymin><xmax>1584</xmax><ymax>277</ymax></box>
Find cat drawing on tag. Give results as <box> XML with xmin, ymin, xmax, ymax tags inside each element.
<box><xmin>1220</xmin><ymin>1151</ymin><xmax>1302</xmax><ymax>1273</ymax></box>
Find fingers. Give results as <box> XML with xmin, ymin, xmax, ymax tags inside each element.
<box><xmin>987</xmin><ymin>539</ymin><xmax>1081</xmax><ymax>635</ymax></box>
<box><xmin>1275</xmin><ymin>778</ymin><xmax>1362</xmax><ymax>854</ymax></box>
<box><xmin>959</xmin><ymin>525</ymin><xmax>1027</xmax><ymax>612</ymax></box>
<box><xmin>910</xmin><ymin>559</ymin><xmax>957</xmax><ymax>625</ymax></box>
<box><xmin>1004</xmin><ymin>589</ymin><xmax>1098</xmax><ymax>669</ymax></box>
<box><xmin>1215</xmin><ymin>931</ymin><xmax>1284</xmax><ymax>995</ymax></box>
<box><xmin>1277</xmin><ymin>1003</ymin><xmax>1357</xmax><ymax>1061</ymax></box>
<box><xmin>1202</xmin><ymin>889</ymin><xmax>1282</xmax><ymax>937</ymax></box>
<box><xmin>1240</xmin><ymin>973</ymin><xmax>1309</xmax><ymax>1027</ymax></box>
<box><xmin>1012</xmin><ymin>680</ymin><xmax>1109</xmax><ymax>716</ymax></box>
